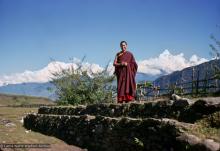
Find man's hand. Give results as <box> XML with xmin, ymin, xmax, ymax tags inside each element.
<box><xmin>121</xmin><ymin>62</ymin><xmax>128</xmax><ymax>66</ymax></box>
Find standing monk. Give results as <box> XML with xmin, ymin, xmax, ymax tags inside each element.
<box><xmin>113</xmin><ymin>41</ymin><xmax>138</xmax><ymax>103</ymax></box>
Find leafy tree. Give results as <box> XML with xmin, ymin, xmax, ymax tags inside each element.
<box><xmin>51</xmin><ymin>57</ymin><xmax>115</xmax><ymax>105</ymax></box>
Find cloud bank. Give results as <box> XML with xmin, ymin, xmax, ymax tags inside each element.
<box><xmin>0</xmin><ymin>50</ymin><xmax>208</xmax><ymax>86</ymax></box>
<box><xmin>137</xmin><ymin>50</ymin><xmax>208</xmax><ymax>75</ymax></box>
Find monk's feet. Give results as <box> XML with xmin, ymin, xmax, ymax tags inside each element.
<box><xmin>117</xmin><ymin>100</ymin><xmax>134</xmax><ymax>104</ymax></box>
<box><xmin>117</xmin><ymin>100</ymin><xmax>126</xmax><ymax>104</ymax></box>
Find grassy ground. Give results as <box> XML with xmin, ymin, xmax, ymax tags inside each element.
<box><xmin>0</xmin><ymin>94</ymin><xmax>83</xmax><ymax>151</ymax></box>
<box><xmin>187</xmin><ymin>111</ymin><xmax>220</xmax><ymax>142</ymax></box>
<box><xmin>0</xmin><ymin>107</ymin><xmax>84</xmax><ymax>151</ymax></box>
<box><xmin>0</xmin><ymin>93</ymin><xmax>55</xmax><ymax>106</ymax></box>
<box><xmin>189</xmin><ymin>123</ymin><xmax>220</xmax><ymax>142</ymax></box>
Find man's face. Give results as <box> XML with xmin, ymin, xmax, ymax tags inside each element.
<box><xmin>120</xmin><ymin>42</ymin><xmax>127</xmax><ymax>51</ymax></box>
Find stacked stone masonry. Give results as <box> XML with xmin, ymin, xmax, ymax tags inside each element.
<box><xmin>24</xmin><ymin>97</ymin><xmax>220</xmax><ymax>151</ymax></box>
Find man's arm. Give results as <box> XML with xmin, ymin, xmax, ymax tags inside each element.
<box><xmin>113</xmin><ymin>55</ymin><xmax>121</xmax><ymax>66</ymax></box>
<box><xmin>113</xmin><ymin>56</ymin><xmax>127</xmax><ymax>66</ymax></box>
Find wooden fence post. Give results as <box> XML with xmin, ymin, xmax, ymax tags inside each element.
<box><xmin>196</xmin><ymin>69</ymin><xmax>199</xmax><ymax>96</ymax></box>
<box><xmin>191</xmin><ymin>67</ymin><xmax>195</xmax><ymax>96</ymax></box>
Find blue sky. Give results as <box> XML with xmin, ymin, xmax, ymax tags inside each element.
<box><xmin>0</xmin><ymin>0</ymin><xmax>220</xmax><ymax>75</ymax></box>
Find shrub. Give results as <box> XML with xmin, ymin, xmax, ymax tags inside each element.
<box><xmin>51</xmin><ymin>58</ymin><xmax>115</xmax><ymax>105</ymax></box>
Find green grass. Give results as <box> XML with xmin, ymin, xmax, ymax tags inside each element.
<box><xmin>0</xmin><ymin>107</ymin><xmax>73</xmax><ymax>151</ymax></box>
<box><xmin>0</xmin><ymin>94</ymin><xmax>66</xmax><ymax>150</ymax></box>
<box><xmin>0</xmin><ymin>93</ymin><xmax>55</xmax><ymax>106</ymax></box>
<box><xmin>0</xmin><ymin>107</ymin><xmax>57</xmax><ymax>142</ymax></box>
<box><xmin>188</xmin><ymin>124</ymin><xmax>220</xmax><ymax>142</ymax></box>
<box><xmin>187</xmin><ymin>112</ymin><xmax>220</xmax><ymax>142</ymax></box>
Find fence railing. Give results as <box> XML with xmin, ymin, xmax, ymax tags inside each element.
<box><xmin>136</xmin><ymin>77</ymin><xmax>220</xmax><ymax>101</ymax></box>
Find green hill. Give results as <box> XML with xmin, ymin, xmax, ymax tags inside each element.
<box><xmin>0</xmin><ymin>93</ymin><xmax>55</xmax><ymax>106</ymax></box>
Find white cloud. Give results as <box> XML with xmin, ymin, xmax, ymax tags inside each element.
<box><xmin>137</xmin><ymin>49</ymin><xmax>208</xmax><ymax>75</ymax></box>
<box><xmin>189</xmin><ymin>54</ymin><xmax>208</xmax><ymax>64</ymax></box>
<box><xmin>0</xmin><ymin>50</ymin><xmax>208</xmax><ymax>86</ymax></box>
<box><xmin>0</xmin><ymin>60</ymin><xmax>104</xmax><ymax>86</ymax></box>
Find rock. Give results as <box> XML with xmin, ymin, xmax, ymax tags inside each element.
<box><xmin>176</xmin><ymin>133</ymin><xmax>201</xmax><ymax>145</ymax></box>
<box><xmin>25</xmin><ymin>130</ymin><xmax>31</xmax><ymax>133</ymax></box>
<box><xmin>167</xmin><ymin>100</ymin><xmax>174</xmax><ymax>105</ymax></box>
<box><xmin>176</xmin><ymin>133</ymin><xmax>220</xmax><ymax>151</ymax></box>
<box><xmin>172</xmin><ymin>94</ymin><xmax>182</xmax><ymax>101</ymax></box>
<box><xmin>171</xmin><ymin>94</ymin><xmax>193</xmax><ymax>108</ymax></box>
<box><xmin>5</xmin><ymin>122</ymin><xmax>16</xmax><ymax>127</ymax></box>
<box><xmin>19</xmin><ymin>117</ymin><xmax>24</xmax><ymax>124</ymax></box>
<box><xmin>203</xmin><ymin>139</ymin><xmax>220</xmax><ymax>151</ymax></box>
<box><xmin>0</xmin><ymin>119</ymin><xmax>12</xmax><ymax>125</ymax></box>
<box><xmin>191</xmin><ymin>99</ymin><xmax>220</xmax><ymax>115</ymax></box>
<box><xmin>172</xmin><ymin>99</ymin><xmax>189</xmax><ymax>108</ymax></box>
<box><xmin>198</xmin><ymin>97</ymin><xmax>220</xmax><ymax>106</ymax></box>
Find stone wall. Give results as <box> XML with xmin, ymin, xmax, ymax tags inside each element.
<box><xmin>24</xmin><ymin>114</ymin><xmax>185</xmax><ymax>151</ymax></box>
<box><xmin>38</xmin><ymin>98</ymin><xmax>220</xmax><ymax>123</ymax></box>
<box><xmin>24</xmin><ymin>97</ymin><xmax>220</xmax><ymax>151</ymax></box>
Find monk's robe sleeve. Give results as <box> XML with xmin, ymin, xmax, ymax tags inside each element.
<box><xmin>130</xmin><ymin>54</ymin><xmax>138</xmax><ymax>77</ymax></box>
<box><xmin>125</xmin><ymin>53</ymin><xmax>138</xmax><ymax>96</ymax></box>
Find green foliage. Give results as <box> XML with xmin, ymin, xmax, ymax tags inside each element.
<box><xmin>137</xmin><ymin>81</ymin><xmax>152</xmax><ymax>89</ymax></box>
<box><xmin>136</xmin><ymin>81</ymin><xmax>153</xmax><ymax>100</ymax></box>
<box><xmin>47</xmin><ymin>87</ymin><xmax>53</xmax><ymax>93</ymax></box>
<box><xmin>186</xmin><ymin>111</ymin><xmax>220</xmax><ymax>142</ymax></box>
<box><xmin>174</xmin><ymin>87</ymin><xmax>184</xmax><ymax>95</ymax></box>
<box><xmin>51</xmin><ymin>57</ymin><xmax>115</xmax><ymax>105</ymax></box>
<box><xmin>168</xmin><ymin>84</ymin><xmax>176</xmax><ymax>95</ymax></box>
<box><xmin>191</xmin><ymin>122</ymin><xmax>220</xmax><ymax>142</ymax></box>
<box><xmin>198</xmin><ymin>111</ymin><xmax>220</xmax><ymax>128</ymax></box>
<box><xmin>134</xmin><ymin>137</ymin><xmax>144</xmax><ymax>147</ymax></box>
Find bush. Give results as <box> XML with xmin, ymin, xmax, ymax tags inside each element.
<box><xmin>51</xmin><ymin>58</ymin><xmax>115</xmax><ymax>105</ymax></box>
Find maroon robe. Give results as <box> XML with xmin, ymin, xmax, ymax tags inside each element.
<box><xmin>114</xmin><ymin>51</ymin><xmax>138</xmax><ymax>103</ymax></box>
